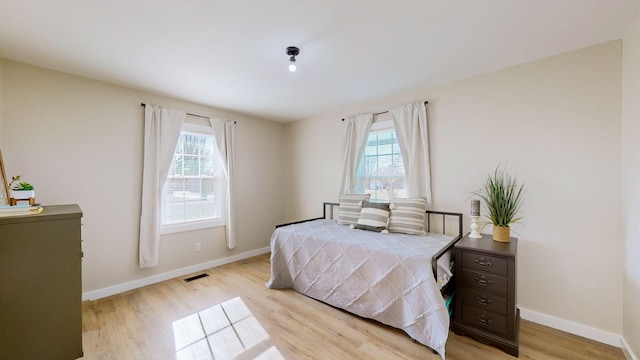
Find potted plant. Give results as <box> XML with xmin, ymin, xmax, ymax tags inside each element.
<box><xmin>474</xmin><ymin>166</ymin><xmax>525</xmax><ymax>242</ymax></box>
<box><xmin>8</xmin><ymin>175</ymin><xmax>35</xmax><ymax>201</ymax></box>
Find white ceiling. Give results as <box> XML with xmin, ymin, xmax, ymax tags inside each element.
<box><xmin>1</xmin><ymin>1</ymin><xmax>639</xmax><ymax>122</ymax></box>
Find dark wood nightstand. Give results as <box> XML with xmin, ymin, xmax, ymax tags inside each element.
<box><xmin>451</xmin><ymin>233</ymin><xmax>519</xmax><ymax>357</ymax></box>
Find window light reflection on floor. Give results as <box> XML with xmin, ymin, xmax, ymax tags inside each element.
<box><xmin>172</xmin><ymin>297</ymin><xmax>284</xmax><ymax>360</ymax></box>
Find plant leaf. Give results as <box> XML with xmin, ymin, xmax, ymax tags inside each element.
<box><xmin>474</xmin><ymin>165</ymin><xmax>525</xmax><ymax>227</ymax></box>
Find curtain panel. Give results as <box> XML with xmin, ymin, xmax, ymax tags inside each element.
<box><xmin>390</xmin><ymin>101</ymin><xmax>432</xmax><ymax>206</ymax></box>
<box><xmin>339</xmin><ymin>114</ymin><xmax>373</xmax><ymax>195</ymax></box>
<box><xmin>139</xmin><ymin>105</ymin><xmax>186</xmax><ymax>268</ymax></box>
<box><xmin>210</xmin><ymin>118</ymin><xmax>237</xmax><ymax>249</ymax></box>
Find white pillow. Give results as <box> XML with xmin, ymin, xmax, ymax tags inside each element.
<box><xmin>337</xmin><ymin>194</ymin><xmax>371</xmax><ymax>226</ymax></box>
<box><xmin>388</xmin><ymin>198</ymin><xmax>427</xmax><ymax>235</ymax></box>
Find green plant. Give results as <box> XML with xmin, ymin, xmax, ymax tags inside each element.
<box><xmin>8</xmin><ymin>175</ymin><xmax>34</xmax><ymax>191</ymax></box>
<box><xmin>474</xmin><ymin>166</ymin><xmax>524</xmax><ymax>228</ymax></box>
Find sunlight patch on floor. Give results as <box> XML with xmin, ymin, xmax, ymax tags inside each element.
<box><xmin>173</xmin><ymin>297</ymin><xmax>284</xmax><ymax>360</ymax></box>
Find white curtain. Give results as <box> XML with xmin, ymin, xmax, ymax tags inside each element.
<box><xmin>390</xmin><ymin>101</ymin><xmax>432</xmax><ymax>206</ymax></box>
<box><xmin>339</xmin><ymin>114</ymin><xmax>373</xmax><ymax>195</ymax></box>
<box><xmin>139</xmin><ymin>105</ymin><xmax>186</xmax><ymax>268</ymax></box>
<box><xmin>210</xmin><ymin>118</ymin><xmax>236</xmax><ymax>249</ymax></box>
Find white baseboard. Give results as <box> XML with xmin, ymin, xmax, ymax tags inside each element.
<box><xmin>82</xmin><ymin>247</ymin><xmax>271</xmax><ymax>301</ymax></box>
<box><xmin>621</xmin><ymin>336</ymin><xmax>639</xmax><ymax>360</ymax></box>
<box><xmin>519</xmin><ymin>307</ymin><xmax>621</xmax><ymax>347</ymax></box>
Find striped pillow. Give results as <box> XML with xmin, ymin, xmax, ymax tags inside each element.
<box><xmin>388</xmin><ymin>198</ymin><xmax>427</xmax><ymax>235</ymax></box>
<box><xmin>337</xmin><ymin>194</ymin><xmax>371</xmax><ymax>225</ymax></box>
<box><xmin>354</xmin><ymin>201</ymin><xmax>390</xmax><ymax>232</ymax></box>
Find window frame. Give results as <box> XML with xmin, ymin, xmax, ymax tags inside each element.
<box><xmin>160</xmin><ymin>122</ymin><xmax>225</xmax><ymax>235</ymax></box>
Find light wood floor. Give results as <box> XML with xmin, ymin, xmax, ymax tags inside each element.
<box><xmin>82</xmin><ymin>254</ymin><xmax>624</xmax><ymax>359</ymax></box>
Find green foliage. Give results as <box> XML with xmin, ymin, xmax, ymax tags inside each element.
<box><xmin>9</xmin><ymin>175</ymin><xmax>34</xmax><ymax>191</ymax></box>
<box><xmin>474</xmin><ymin>166</ymin><xmax>524</xmax><ymax>227</ymax></box>
<box><xmin>13</xmin><ymin>182</ymin><xmax>34</xmax><ymax>191</ymax></box>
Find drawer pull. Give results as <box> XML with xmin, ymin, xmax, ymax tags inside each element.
<box><xmin>474</xmin><ymin>294</ymin><xmax>492</xmax><ymax>306</ymax></box>
<box><xmin>476</xmin><ymin>314</ymin><xmax>492</xmax><ymax>326</ymax></box>
<box><xmin>474</xmin><ymin>275</ymin><xmax>493</xmax><ymax>286</ymax></box>
<box><xmin>475</xmin><ymin>257</ymin><xmax>492</xmax><ymax>267</ymax></box>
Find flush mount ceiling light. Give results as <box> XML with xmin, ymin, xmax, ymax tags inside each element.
<box><xmin>286</xmin><ymin>46</ymin><xmax>299</xmax><ymax>72</ymax></box>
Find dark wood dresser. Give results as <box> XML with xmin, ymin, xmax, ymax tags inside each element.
<box><xmin>0</xmin><ymin>204</ymin><xmax>83</xmax><ymax>360</ymax></box>
<box><xmin>452</xmin><ymin>233</ymin><xmax>519</xmax><ymax>356</ymax></box>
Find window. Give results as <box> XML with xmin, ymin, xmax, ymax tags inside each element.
<box><xmin>357</xmin><ymin>123</ymin><xmax>407</xmax><ymax>202</ymax></box>
<box><xmin>161</xmin><ymin>123</ymin><xmax>224</xmax><ymax>233</ymax></box>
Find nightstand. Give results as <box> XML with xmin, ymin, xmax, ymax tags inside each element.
<box><xmin>451</xmin><ymin>233</ymin><xmax>519</xmax><ymax>356</ymax></box>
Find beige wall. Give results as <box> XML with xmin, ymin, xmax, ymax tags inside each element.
<box><xmin>0</xmin><ymin>60</ymin><xmax>286</xmax><ymax>294</ymax></box>
<box><xmin>0</xmin><ymin>59</ymin><xmax>3</xmax><ymax>141</ymax></box>
<box><xmin>622</xmin><ymin>14</ymin><xmax>640</xmax><ymax>358</ymax></box>
<box><xmin>286</xmin><ymin>41</ymin><xmax>623</xmax><ymax>336</ymax></box>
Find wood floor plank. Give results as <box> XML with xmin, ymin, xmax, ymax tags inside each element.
<box><xmin>81</xmin><ymin>254</ymin><xmax>624</xmax><ymax>359</ymax></box>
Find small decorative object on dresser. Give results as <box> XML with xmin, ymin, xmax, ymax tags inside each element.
<box><xmin>474</xmin><ymin>166</ymin><xmax>525</xmax><ymax>242</ymax></box>
<box><xmin>452</xmin><ymin>233</ymin><xmax>519</xmax><ymax>356</ymax></box>
<box><xmin>0</xmin><ymin>149</ymin><xmax>9</xmax><ymax>206</ymax></box>
<box><xmin>8</xmin><ymin>175</ymin><xmax>36</xmax><ymax>206</ymax></box>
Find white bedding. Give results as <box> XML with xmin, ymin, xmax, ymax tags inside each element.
<box><xmin>266</xmin><ymin>219</ymin><xmax>454</xmax><ymax>358</ymax></box>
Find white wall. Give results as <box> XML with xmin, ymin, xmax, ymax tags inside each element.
<box><xmin>286</xmin><ymin>41</ymin><xmax>623</xmax><ymax>339</ymax></box>
<box><xmin>622</xmin><ymin>14</ymin><xmax>640</xmax><ymax>359</ymax></box>
<box><xmin>0</xmin><ymin>60</ymin><xmax>286</xmax><ymax>294</ymax></box>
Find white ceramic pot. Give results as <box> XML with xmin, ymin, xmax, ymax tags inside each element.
<box><xmin>11</xmin><ymin>190</ymin><xmax>35</xmax><ymax>199</ymax></box>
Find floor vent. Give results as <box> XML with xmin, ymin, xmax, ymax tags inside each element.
<box><xmin>184</xmin><ymin>273</ymin><xmax>209</xmax><ymax>282</ymax></box>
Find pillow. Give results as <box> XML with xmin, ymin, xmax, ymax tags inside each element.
<box><xmin>354</xmin><ymin>201</ymin><xmax>390</xmax><ymax>232</ymax></box>
<box><xmin>337</xmin><ymin>194</ymin><xmax>371</xmax><ymax>225</ymax></box>
<box><xmin>388</xmin><ymin>198</ymin><xmax>427</xmax><ymax>235</ymax></box>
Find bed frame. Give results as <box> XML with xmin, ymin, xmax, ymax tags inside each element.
<box><xmin>276</xmin><ymin>202</ymin><xmax>464</xmax><ymax>284</ymax></box>
<box><xmin>273</xmin><ymin>202</ymin><xmax>464</xmax><ymax>355</ymax></box>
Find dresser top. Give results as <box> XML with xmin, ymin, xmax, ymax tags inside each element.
<box><xmin>0</xmin><ymin>204</ymin><xmax>82</xmax><ymax>225</ymax></box>
<box><xmin>455</xmin><ymin>233</ymin><xmax>517</xmax><ymax>256</ymax></box>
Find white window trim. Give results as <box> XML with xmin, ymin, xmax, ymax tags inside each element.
<box><xmin>160</xmin><ymin>122</ymin><xmax>226</xmax><ymax>235</ymax></box>
<box><xmin>161</xmin><ymin>218</ymin><xmax>225</xmax><ymax>235</ymax></box>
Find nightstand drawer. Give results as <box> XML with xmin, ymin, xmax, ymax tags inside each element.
<box><xmin>462</xmin><ymin>286</ymin><xmax>508</xmax><ymax>314</ymax></box>
<box><xmin>462</xmin><ymin>269</ymin><xmax>508</xmax><ymax>294</ymax></box>
<box><xmin>462</xmin><ymin>252</ymin><xmax>508</xmax><ymax>275</ymax></box>
<box><xmin>461</xmin><ymin>306</ymin><xmax>507</xmax><ymax>337</ymax></box>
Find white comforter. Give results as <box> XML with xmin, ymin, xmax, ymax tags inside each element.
<box><xmin>266</xmin><ymin>219</ymin><xmax>453</xmax><ymax>358</ymax></box>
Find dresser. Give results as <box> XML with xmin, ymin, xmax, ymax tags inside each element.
<box><xmin>0</xmin><ymin>204</ymin><xmax>83</xmax><ymax>360</ymax></box>
<box><xmin>451</xmin><ymin>233</ymin><xmax>519</xmax><ymax>356</ymax></box>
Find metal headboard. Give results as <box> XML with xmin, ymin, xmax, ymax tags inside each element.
<box><xmin>322</xmin><ymin>202</ymin><xmax>462</xmax><ymax>237</ymax></box>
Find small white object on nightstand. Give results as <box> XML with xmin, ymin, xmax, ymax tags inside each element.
<box><xmin>469</xmin><ymin>215</ymin><xmax>482</xmax><ymax>238</ymax></box>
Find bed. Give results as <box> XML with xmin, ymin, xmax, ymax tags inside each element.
<box><xmin>266</xmin><ymin>202</ymin><xmax>462</xmax><ymax>358</ymax></box>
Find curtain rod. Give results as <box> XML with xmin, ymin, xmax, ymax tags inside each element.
<box><xmin>141</xmin><ymin>103</ymin><xmax>238</xmax><ymax>123</ymax></box>
<box><xmin>341</xmin><ymin>100</ymin><xmax>429</xmax><ymax>122</ymax></box>
<box><xmin>141</xmin><ymin>102</ymin><xmax>210</xmax><ymax>119</ymax></box>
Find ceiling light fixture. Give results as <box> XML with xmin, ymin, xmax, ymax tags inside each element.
<box><xmin>286</xmin><ymin>46</ymin><xmax>299</xmax><ymax>72</ymax></box>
